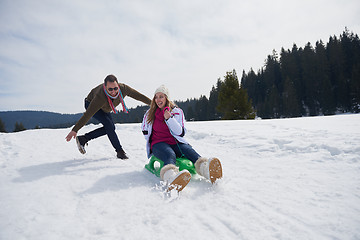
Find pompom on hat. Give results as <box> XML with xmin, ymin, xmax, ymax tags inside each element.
<box><xmin>154</xmin><ymin>85</ymin><xmax>170</xmax><ymax>98</ymax></box>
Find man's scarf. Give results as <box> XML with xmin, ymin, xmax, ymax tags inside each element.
<box><xmin>103</xmin><ymin>84</ymin><xmax>129</xmax><ymax>113</ymax></box>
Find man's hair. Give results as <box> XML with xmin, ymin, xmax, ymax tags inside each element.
<box><xmin>104</xmin><ymin>74</ymin><xmax>118</xmax><ymax>85</ymax></box>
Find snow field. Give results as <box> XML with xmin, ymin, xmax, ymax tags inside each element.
<box><xmin>0</xmin><ymin>114</ymin><xmax>359</xmax><ymax>240</ymax></box>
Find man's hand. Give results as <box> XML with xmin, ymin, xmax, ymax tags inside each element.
<box><xmin>65</xmin><ymin>131</ymin><xmax>77</xmax><ymax>142</ymax></box>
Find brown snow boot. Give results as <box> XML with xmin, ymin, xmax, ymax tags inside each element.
<box><xmin>195</xmin><ymin>157</ymin><xmax>223</xmax><ymax>184</ymax></box>
<box><xmin>160</xmin><ymin>164</ymin><xmax>192</xmax><ymax>192</ymax></box>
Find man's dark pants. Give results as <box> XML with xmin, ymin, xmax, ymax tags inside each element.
<box><xmin>83</xmin><ymin>100</ymin><xmax>122</xmax><ymax>152</ymax></box>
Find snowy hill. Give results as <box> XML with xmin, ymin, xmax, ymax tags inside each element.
<box><xmin>1</xmin><ymin>114</ymin><xmax>359</xmax><ymax>240</ymax></box>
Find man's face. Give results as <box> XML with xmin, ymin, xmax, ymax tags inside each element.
<box><xmin>106</xmin><ymin>81</ymin><xmax>119</xmax><ymax>97</ymax></box>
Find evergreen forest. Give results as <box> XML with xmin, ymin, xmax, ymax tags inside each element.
<box><xmin>1</xmin><ymin>29</ymin><xmax>359</xmax><ymax>132</ymax></box>
<box><xmin>241</xmin><ymin>28</ymin><xmax>360</xmax><ymax>118</ymax></box>
<box><xmin>170</xmin><ymin>28</ymin><xmax>360</xmax><ymax>120</ymax></box>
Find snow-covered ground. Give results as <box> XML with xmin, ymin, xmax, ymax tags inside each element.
<box><xmin>1</xmin><ymin>114</ymin><xmax>359</xmax><ymax>240</ymax></box>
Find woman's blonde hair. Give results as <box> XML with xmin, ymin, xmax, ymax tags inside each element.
<box><xmin>146</xmin><ymin>94</ymin><xmax>177</xmax><ymax>124</ymax></box>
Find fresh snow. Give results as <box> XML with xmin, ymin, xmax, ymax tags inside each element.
<box><xmin>1</xmin><ymin>114</ymin><xmax>359</xmax><ymax>240</ymax></box>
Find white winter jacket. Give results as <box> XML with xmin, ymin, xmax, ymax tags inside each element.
<box><xmin>141</xmin><ymin>107</ymin><xmax>189</xmax><ymax>158</ymax></box>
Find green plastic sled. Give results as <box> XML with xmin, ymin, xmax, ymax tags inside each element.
<box><xmin>145</xmin><ymin>155</ymin><xmax>197</xmax><ymax>177</ymax></box>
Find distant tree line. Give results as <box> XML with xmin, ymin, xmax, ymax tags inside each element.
<box><xmin>0</xmin><ymin>118</ymin><xmax>26</xmax><ymax>133</ymax></box>
<box><xmin>1</xmin><ymin>28</ymin><xmax>358</xmax><ymax>132</ymax></box>
<box><xmin>125</xmin><ymin>28</ymin><xmax>359</xmax><ymax>121</ymax></box>
<box><xmin>241</xmin><ymin>28</ymin><xmax>360</xmax><ymax>118</ymax></box>
<box><xmin>0</xmin><ymin>111</ymin><xmax>83</xmax><ymax>133</ymax></box>
<box><xmin>111</xmin><ymin>69</ymin><xmax>255</xmax><ymax>123</ymax></box>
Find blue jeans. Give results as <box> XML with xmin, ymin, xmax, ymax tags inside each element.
<box><xmin>83</xmin><ymin>100</ymin><xmax>122</xmax><ymax>152</ymax></box>
<box><xmin>152</xmin><ymin>142</ymin><xmax>201</xmax><ymax>166</ymax></box>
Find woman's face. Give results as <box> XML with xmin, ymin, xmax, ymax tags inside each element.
<box><xmin>154</xmin><ymin>92</ymin><xmax>167</xmax><ymax>110</ymax></box>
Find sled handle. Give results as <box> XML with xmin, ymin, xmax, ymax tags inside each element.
<box><xmin>145</xmin><ymin>156</ymin><xmax>197</xmax><ymax>177</ymax></box>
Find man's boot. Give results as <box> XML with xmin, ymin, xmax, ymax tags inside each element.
<box><xmin>76</xmin><ymin>135</ymin><xmax>88</xmax><ymax>154</ymax></box>
<box><xmin>117</xmin><ymin>148</ymin><xmax>129</xmax><ymax>159</ymax></box>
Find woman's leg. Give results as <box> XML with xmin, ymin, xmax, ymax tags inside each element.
<box><xmin>152</xmin><ymin>142</ymin><xmax>177</xmax><ymax>165</ymax></box>
<box><xmin>173</xmin><ymin>143</ymin><xmax>201</xmax><ymax>163</ymax></box>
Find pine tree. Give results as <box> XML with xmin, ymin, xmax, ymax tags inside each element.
<box><xmin>343</xmin><ymin>29</ymin><xmax>360</xmax><ymax>113</ymax></box>
<box><xmin>282</xmin><ymin>77</ymin><xmax>301</xmax><ymax>117</ymax></box>
<box><xmin>301</xmin><ymin>42</ymin><xmax>320</xmax><ymax>116</ymax></box>
<box><xmin>350</xmin><ymin>64</ymin><xmax>360</xmax><ymax>112</ymax></box>
<box><xmin>261</xmin><ymin>51</ymin><xmax>282</xmax><ymax>117</ymax></box>
<box><xmin>280</xmin><ymin>46</ymin><xmax>302</xmax><ymax>117</ymax></box>
<box><xmin>327</xmin><ymin>35</ymin><xmax>346</xmax><ymax>112</ymax></box>
<box><xmin>14</xmin><ymin>122</ymin><xmax>26</xmax><ymax>132</ymax></box>
<box><xmin>217</xmin><ymin>70</ymin><xmax>255</xmax><ymax>119</ymax></box>
<box><xmin>217</xmin><ymin>70</ymin><xmax>241</xmax><ymax>119</ymax></box>
<box><xmin>186</xmin><ymin>106</ymin><xmax>195</xmax><ymax>121</ymax></box>
<box><xmin>208</xmin><ymin>80</ymin><xmax>222</xmax><ymax>120</ymax></box>
<box><xmin>238</xmin><ymin>87</ymin><xmax>256</xmax><ymax>119</ymax></box>
<box><xmin>315</xmin><ymin>40</ymin><xmax>335</xmax><ymax>115</ymax></box>
<box><xmin>195</xmin><ymin>95</ymin><xmax>209</xmax><ymax>121</ymax></box>
<box><xmin>0</xmin><ymin>118</ymin><xmax>6</xmax><ymax>133</ymax></box>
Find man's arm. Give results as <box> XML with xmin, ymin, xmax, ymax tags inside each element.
<box><xmin>121</xmin><ymin>84</ymin><xmax>151</xmax><ymax>105</ymax></box>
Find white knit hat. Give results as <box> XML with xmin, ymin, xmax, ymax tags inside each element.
<box><xmin>154</xmin><ymin>85</ymin><xmax>170</xmax><ymax>98</ymax></box>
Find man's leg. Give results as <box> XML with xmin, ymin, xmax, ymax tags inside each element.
<box><xmin>81</xmin><ymin>100</ymin><xmax>123</xmax><ymax>152</ymax></box>
<box><xmin>86</xmin><ymin>110</ymin><xmax>122</xmax><ymax>151</ymax></box>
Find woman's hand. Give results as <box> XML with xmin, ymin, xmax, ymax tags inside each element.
<box><xmin>163</xmin><ymin>107</ymin><xmax>171</xmax><ymax>120</ymax></box>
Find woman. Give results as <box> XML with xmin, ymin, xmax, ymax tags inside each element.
<box><xmin>141</xmin><ymin>85</ymin><xmax>222</xmax><ymax>191</ymax></box>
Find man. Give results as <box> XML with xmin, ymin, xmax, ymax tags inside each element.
<box><xmin>65</xmin><ymin>74</ymin><xmax>151</xmax><ymax>159</ymax></box>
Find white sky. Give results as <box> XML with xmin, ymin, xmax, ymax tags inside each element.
<box><xmin>1</xmin><ymin>0</ymin><xmax>359</xmax><ymax>113</ymax></box>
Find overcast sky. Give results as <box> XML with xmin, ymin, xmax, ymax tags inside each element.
<box><xmin>1</xmin><ymin>0</ymin><xmax>359</xmax><ymax>113</ymax></box>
